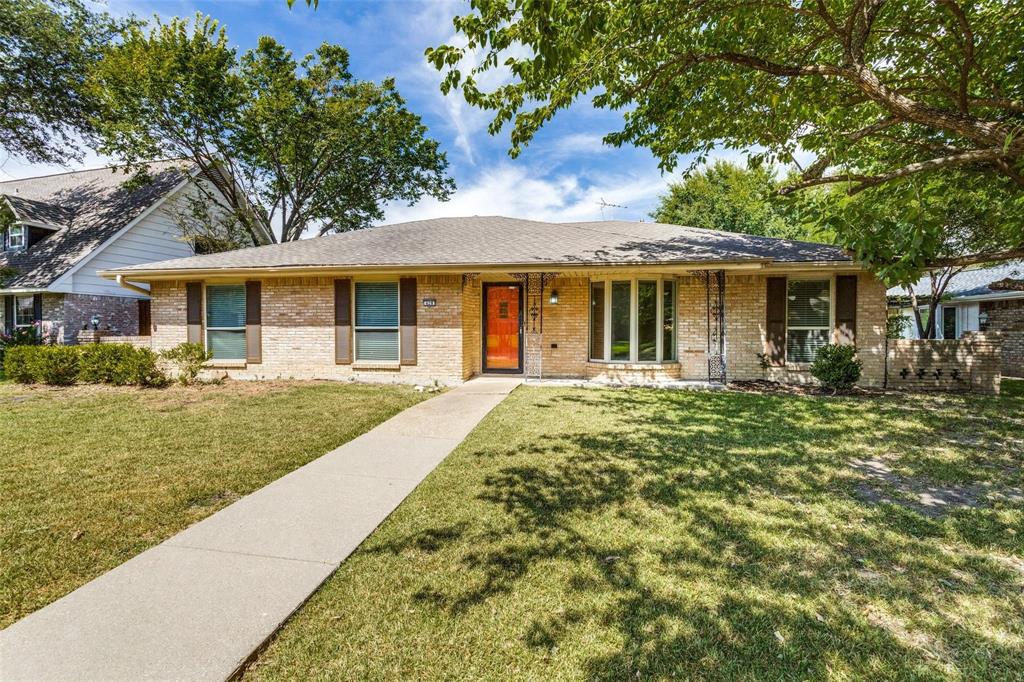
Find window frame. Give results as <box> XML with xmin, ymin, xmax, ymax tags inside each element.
<box><xmin>784</xmin><ymin>276</ymin><xmax>835</xmax><ymax>365</ymax></box>
<box><xmin>14</xmin><ymin>294</ymin><xmax>35</xmax><ymax>328</ymax></box>
<box><xmin>7</xmin><ymin>224</ymin><xmax>26</xmax><ymax>250</ymax></box>
<box><xmin>588</xmin><ymin>276</ymin><xmax>676</xmax><ymax>364</ymax></box>
<box><xmin>941</xmin><ymin>305</ymin><xmax>958</xmax><ymax>340</ymax></box>
<box><xmin>353</xmin><ymin>279</ymin><xmax>402</xmax><ymax>364</ymax></box>
<box><xmin>204</xmin><ymin>283</ymin><xmax>247</xmax><ymax>361</ymax></box>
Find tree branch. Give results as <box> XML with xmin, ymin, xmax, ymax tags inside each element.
<box><xmin>781</xmin><ymin>147</ymin><xmax>1011</xmax><ymax>194</ymax></box>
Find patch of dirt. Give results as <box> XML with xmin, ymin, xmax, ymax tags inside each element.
<box><xmin>849</xmin><ymin>457</ymin><xmax>1024</xmax><ymax>517</ymax></box>
<box><xmin>729</xmin><ymin>380</ymin><xmax>887</xmax><ymax>398</ymax></box>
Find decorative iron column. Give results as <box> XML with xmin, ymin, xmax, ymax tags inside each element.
<box><xmin>691</xmin><ymin>269</ymin><xmax>727</xmax><ymax>384</ymax></box>
<box><xmin>508</xmin><ymin>272</ymin><xmax>558</xmax><ymax>381</ymax></box>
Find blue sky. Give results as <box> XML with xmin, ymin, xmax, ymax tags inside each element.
<box><xmin>1</xmin><ymin>0</ymin><xmax>741</xmax><ymax>224</ymax></box>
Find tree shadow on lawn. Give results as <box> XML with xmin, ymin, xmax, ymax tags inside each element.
<box><xmin>385</xmin><ymin>388</ymin><xmax>1024</xmax><ymax>679</ymax></box>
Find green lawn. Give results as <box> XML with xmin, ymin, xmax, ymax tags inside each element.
<box><xmin>0</xmin><ymin>381</ymin><xmax>427</xmax><ymax>627</ymax></box>
<box><xmin>248</xmin><ymin>386</ymin><xmax>1024</xmax><ymax>681</ymax></box>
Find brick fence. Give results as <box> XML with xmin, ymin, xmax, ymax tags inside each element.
<box><xmin>980</xmin><ymin>298</ymin><xmax>1023</xmax><ymax>378</ymax></box>
<box><xmin>98</xmin><ymin>335</ymin><xmax>152</xmax><ymax>348</ymax></box>
<box><xmin>887</xmin><ymin>332</ymin><xmax>1002</xmax><ymax>394</ymax></box>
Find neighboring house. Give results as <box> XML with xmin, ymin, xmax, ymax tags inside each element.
<box><xmin>1</xmin><ymin>162</ymin><xmax>198</xmax><ymax>343</ymax></box>
<box><xmin>888</xmin><ymin>261</ymin><xmax>1024</xmax><ymax>377</ymax></box>
<box><xmin>101</xmin><ymin>217</ymin><xmax>887</xmax><ymax>386</ymax></box>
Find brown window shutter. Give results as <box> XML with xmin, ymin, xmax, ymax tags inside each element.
<box><xmin>137</xmin><ymin>300</ymin><xmax>152</xmax><ymax>336</ymax></box>
<box><xmin>3</xmin><ymin>295</ymin><xmax>13</xmax><ymax>333</ymax></box>
<box><xmin>765</xmin><ymin>277</ymin><xmax>787</xmax><ymax>366</ymax></box>
<box><xmin>334</xmin><ymin>279</ymin><xmax>351</xmax><ymax>364</ymax></box>
<box><xmin>245</xmin><ymin>281</ymin><xmax>262</xmax><ymax>363</ymax></box>
<box><xmin>835</xmin><ymin>275</ymin><xmax>858</xmax><ymax>345</ymax></box>
<box><xmin>186</xmin><ymin>282</ymin><xmax>203</xmax><ymax>344</ymax></box>
<box><xmin>32</xmin><ymin>294</ymin><xmax>43</xmax><ymax>324</ymax></box>
<box><xmin>399</xmin><ymin>277</ymin><xmax>417</xmax><ymax>365</ymax></box>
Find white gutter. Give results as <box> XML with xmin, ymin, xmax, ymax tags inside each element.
<box><xmin>115</xmin><ymin>275</ymin><xmax>151</xmax><ymax>297</ymax></box>
<box><xmin>0</xmin><ymin>287</ymin><xmax>48</xmax><ymax>295</ymax></box>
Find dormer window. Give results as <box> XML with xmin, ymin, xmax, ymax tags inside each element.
<box><xmin>8</xmin><ymin>224</ymin><xmax>26</xmax><ymax>250</ymax></box>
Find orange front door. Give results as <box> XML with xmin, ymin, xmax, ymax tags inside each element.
<box><xmin>484</xmin><ymin>284</ymin><xmax>521</xmax><ymax>371</ymax></box>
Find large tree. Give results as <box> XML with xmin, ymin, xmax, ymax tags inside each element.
<box><xmin>812</xmin><ymin>170</ymin><xmax>1024</xmax><ymax>337</ymax></box>
<box><xmin>652</xmin><ymin>160</ymin><xmax>831</xmax><ymax>242</ymax></box>
<box><xmin>0</xmin><ymin>0</ymin><xmax>125</xmax><ymax>164</ymax></box>
<box><xmin>425</xmin><ymin>0</ymin><xmax>1024</xmax><ymax>268</ymax></box>
<box><xmin>89</xmin><ymin>15</ymin><xmax>454</xmax><ymax>247</ymax></box>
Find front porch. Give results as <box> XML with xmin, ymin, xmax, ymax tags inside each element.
<box><xmin>462</xmin><ymin>270</ymin><xmax>730</xmax><ymax>385</ymax></box>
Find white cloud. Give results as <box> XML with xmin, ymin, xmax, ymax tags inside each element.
<box><xmin>385</xmin><ymin>162</ymin><xmax>671</xmax><ymax>224</ymax></box>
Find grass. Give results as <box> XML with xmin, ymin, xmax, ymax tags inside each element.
<box><xmin>0</xmin><ymin>380</ymin><xmax>427</xmax><ymax>627</ymax></box>
<box><xmin>1003</xmin><ymin>377</ymin><xmax>1024</xmax><ymax>398</ymax></box>
<box><xmin>248</xmin><ymin>386</ymin><xmax>1024</xmax><ymax>681</ymax></box>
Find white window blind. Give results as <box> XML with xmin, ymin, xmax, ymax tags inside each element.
<box><xmin>206</xmin><ymin>284</ymin><xmax>246</xmax><ymax>360</ymax></box>
<box><xmin>355</xmin><ymin>282</ymin><xmax>399</xmax><ymax>362</ymax></box>
<box><xmin>786</xmin><ymin>279</ymin><xmax>831</xmax><ymax>363</ymax></box>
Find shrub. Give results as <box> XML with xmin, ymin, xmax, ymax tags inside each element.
<box><xmin>79</xmin><ymin>344</ymin><xmax>167</xmax><ymax>387</ymax></box>
<box><xmin>810</xmin><ymin>343</ymin><xmax>863</xmax><ymax>393</ymax></box>
<box><xmin>78</xmin><ymin>344</ymin><xmax>132</xmax><ymax>383</ymax></box>
<box><xmin>3</xmin><ymin>345</ymin><xmax>38</xmax><ymax>383</ymax></box>
<box><xmin>0</xmin><ymin>325</ymin><xmax>42</xmax><ymax>369</ymax></box>
<box><xmin>161</xmin><ymin>342</ymin><xmax>211</xmax><ymax>385</ymax></box>
<box><xmin>5</xmin><ymin>343</ymin><xmax>167</xmax><ymax>387</ymax></box>
<box><xmin>115</xmin><ymin>347</ymin><xmax>167</xmax><ymax>387</ymax></box>
<box><xmin>18</xmin><ymin>345</ymin><xmax>81</xmax><ymax>386</ymax></box>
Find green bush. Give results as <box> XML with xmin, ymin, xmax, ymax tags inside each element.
<box><xmin>115</xmin><ymin>346</ymin><xmax>167</xmax><ymax>387</ymax></box>
<box><xmin>0</xmin><ymin>325</ymin><xmax>42</xmax><ymax>369</ymax></box>
<box><xmin>78</xmin><ymin>344</ymin><xmax>131</xmax><ymax>383</ymax></box>
<box><xmin>3</xmin><ymin>345</ymin><xmax>38</xmax><ymax>383</ymax></box>
<box><xmin>810</xmin><ymin>343</ymin><xmax>863</xmax><ymax>393</ymax></box>
<box><xmin>79</xmin><ymin>344</ymin><xmax>167</xmax><ymax>387</ymax></box>
<box><xmin>4</xmin><ymin>343</ymin><xmax>167</xmax><ymax>387</ymax></box>
<box><xmin>7</xmin><ymin>344</ymin><xmax>79</xmax><ymax>384</ymax></box>
<box><xmin>161</xmin><ymin>342</ymin><xmax>211</xmax><ymax>385</ymax></box>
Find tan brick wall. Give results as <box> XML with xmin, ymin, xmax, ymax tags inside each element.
<box><xmin>525</xmin><ymin>276</ymin><xmax>589</xmax><ymax>378</ymax></box>
<box><xmin>980</xmin><ymin>298</ymin><xmax>1024</xmax><ymax>377</ymax></box>
<box><xmin>462</xmin><ymin>279</ymin><xmax>480</xmax><ymax>379</ymax></box>
<box><xmin>147</xmin><ymin>269</ymin><xmax>890</xmax><ymax>387</ymax></box>
<box><xmin>150</xmin><ymin>275</ymin><xmax>465</xmax><ymax>384</ymax></box>
<box><xmin>888</xmin><ymin>332</ymin><xmax>1002</xmax><ymax>394</ymax></box>
<box><xmin>718</xmin><ymin>272</ymin><xmax>887</xmax><ymax>387</ymax></box>
<box><xmin>676</xmin><ymin>275</ymin><xmax>710</xmax><ymax>380</ymax></box>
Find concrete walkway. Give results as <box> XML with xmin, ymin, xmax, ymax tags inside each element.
<box><xmin>1</xmin><ymin>377</ymin><xmax>521</xmax><ymax>681</ymax></box>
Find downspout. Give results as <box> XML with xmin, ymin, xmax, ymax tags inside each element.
<box><xmin>115</xmin><ymin>275</ymin><xmax>151</xmax><ymax>297</ymax></box>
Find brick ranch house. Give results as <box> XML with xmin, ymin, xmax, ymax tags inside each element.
<box><xmin>1</xmin><ymin>162</ymin><xmax>200</xmax><ymax>343</ymax></box>
<box><xmin>100</xmin><ymin>216</ymin><xmax>888</xmax><ymax>386</ymax></box>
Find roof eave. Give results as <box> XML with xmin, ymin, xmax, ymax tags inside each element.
<box><xmin>101</xmin><ymin>257</ymin><xmax>858</xmax><ymax>282</ymax></box>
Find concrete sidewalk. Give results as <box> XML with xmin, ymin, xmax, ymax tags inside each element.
<box><xmin>1</xmin><ymin>377</ymin><xmax>521</xmax><ymax>681</ymax></box>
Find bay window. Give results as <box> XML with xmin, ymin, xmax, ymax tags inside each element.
<box><xmin>786</xmin><ymin>278</ymin><xmax>831</xmax><ymax>363</ymax></box>
<box><xmin>354</xmin><ymin>281</ymin><xmax>399</xmax><ymax>362</ymax></box>
<box><xmin>206</xmin><ymin>284</ymin><xmax>246</xmax><ymax>360</ymax></box>
<box><xmin>589</xmin><ymin>278</ymin><xmax>676</xmax><ymax>363</ymax></box>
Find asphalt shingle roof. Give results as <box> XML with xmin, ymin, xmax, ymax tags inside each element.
<box><xmin>886</xmin><ymin>260</ymin><xmax>1024</xmax><ymax>299</ymax></box>
<box><xmin>1</xmin><ymin>161</ymin><xmax>187</xmax><ymax>289</ymax></box>
<box><xmin>111</xmin><ymin>216</ymin><xmax>850</xmax><ymax>275</ymax></box>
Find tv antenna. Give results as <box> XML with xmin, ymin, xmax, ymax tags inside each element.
<box><xmin>597</xmin><ymin>198</ymin><xmax>627</xmax><ymax>220</ymax></box>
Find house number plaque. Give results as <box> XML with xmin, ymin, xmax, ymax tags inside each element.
<box><xmin>422</xmin><ymin>298</ymin><xmax>437</xmax><ymax>307</ymax></box>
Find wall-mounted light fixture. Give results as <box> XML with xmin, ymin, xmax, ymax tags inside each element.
<box><xmin>549</xmin><ymin>289</ymin><xmax>559</xmax><ymax>305</ymax></box>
